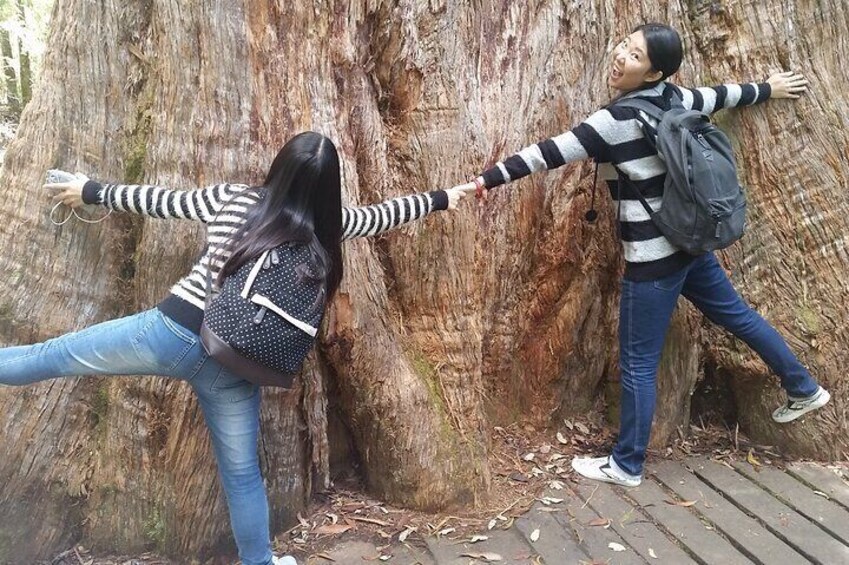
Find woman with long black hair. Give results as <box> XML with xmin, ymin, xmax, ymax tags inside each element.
<box><xmin>456</xmin><ymin>24</ymin><xmax>828</xmax><ymax>487</ymax></box>
<box><xmin>5</xmin><ymin>131</ymin><xmax>470</xmax><ymax>565</ymax></box>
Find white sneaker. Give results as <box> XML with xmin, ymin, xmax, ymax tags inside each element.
<box><xmin>772</xmin><ymin>386</ymin><xmax>831</xmax><ymax>423</ymax></box>
<box><xmin>571</xmin><ymin>455</ymin><xmax>642</xmax><ymax>487</ymax></box>
<box><xmin>273</xmin><ymin>556</ymin><xmax>298</xmax><ymax>565</ymax></box>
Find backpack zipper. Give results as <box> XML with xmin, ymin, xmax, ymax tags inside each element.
<box><xmin>241</xmin><ymin>250</ymin><xmax>271</xmax><ymax>299</ymax></box>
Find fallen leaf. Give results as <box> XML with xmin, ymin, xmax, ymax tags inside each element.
<box><xmin>550</xmin><ymin>480</ymin><xmax>565</xmax><ymax>490</ymax></box>
<box><xmin>530</xmin><ymin>528</ymin><xmax>540</xmax><ymax>542</ymax></box>
<box><xmin>564</xmin><ymin>420</ymin><xmax>574</xmax><ymax>430</ymax></box>
<box><xmin>588</xmin><ymin>517</ymin><xmax>611</xmax><ymax>528</ymax></box>
<box><xmin>539</xmin><ymin>444</ymin><xmax>552</xmax><ymax>454</ymax></box>
<box><xmin>379</xmin><ymin>556</ymin><xmax>391</xmax><ymax>562</ymax></box>
<box><xmin>665</xmin><ymin>499</ymin><xmax>697</xmax><ymax>507</ymax></box>
<box><xmin>314</xmin><ymin>551</ymin><xmax>335</xmax><ymax>561</ymax></box>
<box><xmin>398</xmin><ymin>526</ymin><xmax>416</xmax><ymax>542</ymax></box>
<box><xmin>349</xmin><ymin>516</ymin><xmax>392</xmax><ymax>527</ymax></box>
<box><xmin>469</xmin><ymin>535</ymin><xmax>489</xmax><ymax>543</ymax></box>
<box><xmin>539</xmin><ymin>497</ymin><xmax>564</xmax><ymax>505</ymax></box>
<box><xmin>523</xmin><ymin>452</ymin><xmax>536</xmax><ymax>461</ymax></box>
<box><xmin>459</xmin><ymin>552</ymin><xmax>503</xmax><ymax>562</ymax></box>
<box><xmin>747</xmin><ymin>449</ymin><xmax>762</xmax><ymax>468</ymax></box>
<box><xmin>576</xmin><ymin>422</ymin><xmax>590</xmax><ymax>435</ymax></box>
<box><xmin>649</xmin><ymin>548</ymin><xmax>658</xmax><ymax>559</ymax></box>
<box><xmin>556</xmin><ymin>432</ymin><xmax>569</xmax><ymax>444</ymax></box>
<box><xmin>438</xmin><ymin>527</ymin><xmax>455</xmax><ymax>536</ymax></box>
<box><xmin>813</xmin><ymin>490</ymin><xmax>830</xmax><ymax>499</ymax></box>
<box><xmin>509</xmin><ymin>472</ymin><xmax>529</xmax><ymax>483</ymax></box>
<box><xmin>313</xmin><ymin>524</ymin><xmax>353</xmax><ymax>535</ymax></box>
<box><xmin>608</xmin><ymin>542</ymin><xmax>627</xmax><ymax>552</ymax></box>
<box><xmin>487</xmin><ymin>519</ymin><xmax>497</xmax><ymax>530</ymax></box>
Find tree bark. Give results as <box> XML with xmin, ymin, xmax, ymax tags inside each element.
<box><xmin>0</xmin><ymin>0</ymin><xmax>847</xmax><ymax>562</ymax></box>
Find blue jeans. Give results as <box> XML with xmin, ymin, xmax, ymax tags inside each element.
<box><xmin>0</xmin><ymin>309</ymin><xmax>274</xmax><ymax>565</ymax></box>
<box><xmin>612</xmin><ymin>253</ymin><xmax>819</xmax><ymax>476</ymax></box>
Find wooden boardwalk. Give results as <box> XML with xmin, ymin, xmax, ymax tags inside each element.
<box><xmin>307</xmin><ymin>457</ymin><xmax>849</xmax><ymax>564</ymax></box>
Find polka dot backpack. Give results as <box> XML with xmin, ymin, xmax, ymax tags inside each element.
<box><xmin>200</xmin><ymin>243</ymin><xmax>326</xmax><ymax>387</ymax></box>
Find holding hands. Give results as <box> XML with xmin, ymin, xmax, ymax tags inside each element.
<box><xmin>767</xmin><ymin>71</ymin><xmax>809</xmax><ymax>99</ymax></box>
<box><xmin>448</xmin><ymin>176</ymin><xmax>487</xmax><ymax>205</ymax></box>
<box><xmin>445</xmin><ymin>180</ymin><xmax>480</xmax><ymax>209</ymax></box>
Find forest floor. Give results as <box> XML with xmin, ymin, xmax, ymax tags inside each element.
<box><xmin>43</xmin><ymin>412</ymin><xmax>849</xmax><ymax>565</ymax></box>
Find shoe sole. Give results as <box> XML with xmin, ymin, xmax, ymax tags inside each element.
<box><xmin>773</xmin><ymin>389</ymin><xmax>831</xmax><ymax>423</ymax></box>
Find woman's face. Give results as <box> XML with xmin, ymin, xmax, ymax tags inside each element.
<box><xmin>608</xmin><ymin>31</ymin><xmax>662</xmax><ymax>92</ymax></box>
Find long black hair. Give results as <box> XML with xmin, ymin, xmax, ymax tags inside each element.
<box><xmin>633</xmin><ymin>23</ymin><xmax>683</xmax><ymax>87</ymax></box>
<box><xmin>218</xmin><ymin>131</ymin><xmax>344</xmax><ymax>299</ymax></box>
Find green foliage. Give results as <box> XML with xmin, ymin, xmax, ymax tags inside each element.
<box><xmin>143</xmin><ymin>506</ymin><xmax>168</xmax><ymax>549</ymax></box>
<box><xmin>90</xmin><ymin>384</ymin><xmax>110</xmax><ymax>434</ymax></box>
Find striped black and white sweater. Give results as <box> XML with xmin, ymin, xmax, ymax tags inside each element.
<box><xmin>481</xmin><ymin>80</ymin><xmax>772</xmax><ymax>281</ymax></box>
<box><xmin>81</xmin><ymin>180</ymin><xmax>449</xmax><ymax>332</ymax></box>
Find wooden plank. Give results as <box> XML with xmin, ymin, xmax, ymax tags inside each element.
<box><xmin>652</xmin><ymin>460</ymin><xmax>808</xmax><ymax>565</ymax></box>
<box><xmin>394</xmin><ymin>540</ymin><xmax>438</xmax><ymax>565</ymax></box>
<box><xmin>513</xmin><ymin>498</ymin><xmax>590</xmax><ymax>564</ymax></box>
<box><xmin>574</xmin><ymin>481</ymin><xmax>697</xmax><ymax>564</ymax></box>
<box><xmin>424</xmin><ymin>526</ymin><xmax>537</xmax><ymax>564</ymax></box>
<box><xmin>786</xmin><ymin>462</ymin><xmax>849</xmax><ymax>511</ymax></box>
<box><xmin>625</xmin><ymin>477</ymin><xmax>753</xmax><ymax>564</ymax></box>
<box><xmin>686</xmin><ymin>457</ymin><xmax>849</xmax><ymax>564</ymax></box>
<box><xmin>309</xmin><ymin>539</ymin><xmax>437</xmax><ymax>565</ymax></box>
<box><xmin>734</xmin><ymin>461</ymin><xmax>849</xmax><ymax>543</ymax></box>
<box><xmin>556</xmin><ymin>488</ymin><xmax>648</xmax><ymax>564</ymax></box>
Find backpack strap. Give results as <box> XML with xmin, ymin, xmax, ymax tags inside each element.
<box><xmin>617</xmin><ymin>171</ymin><xmax>656</xmax><ymax>220</ymax></box>
<box><xmin>584</xmin><ymin>161</ymin><xmax>600</xmax><ymax>223</ymax></box>
<box><xmin>614</xmin><ymin>97</ymin><xmax>666</xmax><ymax>122</ymax></box>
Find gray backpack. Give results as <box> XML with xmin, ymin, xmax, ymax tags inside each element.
<box><xmin>611</xmin><ymin>95</ymin><xmax>746</xmax><ymax>255</ymax></box>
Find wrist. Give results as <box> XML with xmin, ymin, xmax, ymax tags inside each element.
<box><xmin>81</xmin><ymin>180</ymin><xmax>103</xmax><ymax>205</ymax></box>
<box><xmin>472</xmin><ymin>176</ymin><xmax>485</xmax><ymax>199</ymax></box>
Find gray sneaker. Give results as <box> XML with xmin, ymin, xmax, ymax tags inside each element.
<box><xmin>772</xmin><ymin>386</ymin><xmax>830</xmax><ymax>423</ymax></box>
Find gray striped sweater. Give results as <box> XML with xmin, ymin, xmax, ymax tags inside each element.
<box><xmin>481</xmin><ymin>80</ymin><xmax>772</xmax><ymax>280</ymax></box>
<box><xmin>81</xmin><ymin>180</ymin><xmax>448</xmax><ymax>332</ymax></box>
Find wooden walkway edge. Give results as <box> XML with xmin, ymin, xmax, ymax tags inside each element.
<box><xmin>306</xmin><ymin>458</ymin><xmax>849</xmax><ymax>564</ymax></box>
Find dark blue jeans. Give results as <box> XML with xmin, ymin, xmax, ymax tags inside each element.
<box><xmin>612</xmin><ymin>253</ymin><xmax>819</xmax><ymax>476</ymax></box>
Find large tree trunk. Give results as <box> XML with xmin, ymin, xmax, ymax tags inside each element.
<box><xmin>0</xmin><ymin>0</ymin><xmax>846</xmax><ymax>562</ymax></box>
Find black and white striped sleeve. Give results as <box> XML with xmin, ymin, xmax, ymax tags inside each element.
<box><xmin>675</xmin><ymin>82</ymin><xmax>772</xmax><ymax>114</ymax></box>
<box><xmin>341</xmin><ymin>190</ymin><xmax>449</xmax><ymax>241</ymax></box>
<box><xmin>480</xmin><ymin>109</ymin><xmax>622</xmax><ymax>189</ymax></box>
<box><xmin>81</xmin><ymin>180</ymin><xmax>248</xmax><ymax>223</ymax></box>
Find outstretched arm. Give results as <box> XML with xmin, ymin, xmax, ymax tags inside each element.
<box><xmin>459</xmin><ymin>109</ymin><xmax>613</xmax><ymax>194</ymax></box>
<box><xmin>341</xmin><ymin>187</ymin><xmax>469</xmax><ymax>241</ymax></box>
<box><xmin>675</xmin><ymin>71</ymin><xmax>808</xmax><ymax>114</ymax></box>
<box><xmin>44</xmin><ymin>174</ymin><xmax>249</xmax><ymax>223</ymax></box>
